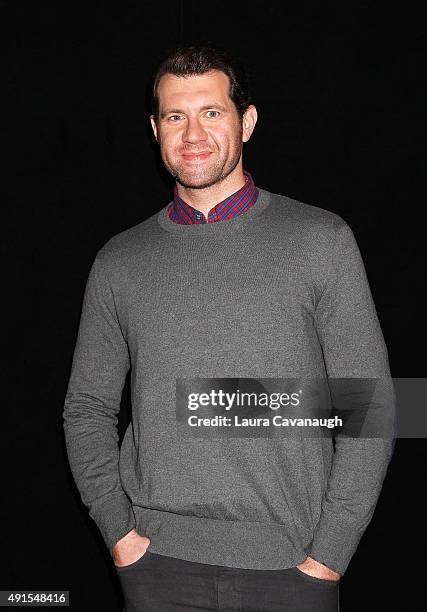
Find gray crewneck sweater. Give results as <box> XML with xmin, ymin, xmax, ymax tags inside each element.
<box><xmin>62</xmin><ymin>187</ymin><xmax>394</xmax><ymax>575</ymax></box>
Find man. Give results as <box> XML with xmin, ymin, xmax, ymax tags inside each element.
<box><xmin>63</xmin><ymin>42</ymin><xmax>394</xmax><ymax>611</ymax></box>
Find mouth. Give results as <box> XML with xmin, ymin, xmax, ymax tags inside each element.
<box><xmin>181</xmin><ymin>151</ymin><xmax>212</xmax><ymax>163</ymax></box>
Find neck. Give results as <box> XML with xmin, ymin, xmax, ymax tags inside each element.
<box><xmin>175</xmin><ymin>164</ymin><xmax>246</xmax><ymax>218</ymax></box>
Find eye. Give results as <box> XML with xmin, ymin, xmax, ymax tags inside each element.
<box><xmin>206</xmin><ymin>111</ymin><xmax>220</xmax><ymax>118</ymax></box>
<box><xmin>168</xmin><ymin>115</ymin><xmax>182</xmax><ymax>122</ymax></box>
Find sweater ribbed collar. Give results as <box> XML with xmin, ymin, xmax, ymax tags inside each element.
<box><xmin>157</xmin><ymin>187</ymin><xmax>272</xmax><ymax>236</ymax></box>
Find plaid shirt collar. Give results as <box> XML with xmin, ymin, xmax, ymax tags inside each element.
<box><xmin>167</xmin><ymin>169</ymin><xmax>259</xmax><ymax>224</ymax></box>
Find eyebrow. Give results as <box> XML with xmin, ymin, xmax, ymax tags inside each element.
<box><xmin>160</xmin><ymin>103</ymin><xmax>228</xmax><ymax>119</ymax></box>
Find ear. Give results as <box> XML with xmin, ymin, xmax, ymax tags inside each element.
<box><xmin>150</xmin><ymin>115</ymin><xmax>158</xmax><ymax>142</ymax></box>
<box><xmin>242</xmin><ymin>105</ymin><xmax>258</xmax><ymax>143</ymax></box>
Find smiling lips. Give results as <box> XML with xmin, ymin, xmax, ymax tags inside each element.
<box><xmin>181</xmin><ymin>151</ymin><xmax>212</xmax><ymax>162</ymax></box>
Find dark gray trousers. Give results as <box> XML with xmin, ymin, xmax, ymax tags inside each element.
<box><xmin>116</xmin><ymin>550</ymin><xmax>340</xmax><ymax>611</ymax></box>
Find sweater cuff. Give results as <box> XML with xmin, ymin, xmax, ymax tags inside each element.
<box><xmin>305</xmin><ymin>515</ymin><xmax>364</xmax><ymax>576</ymax></box>
<box><xmin>88</xmin><ymin>492</ymin><xmax>137</xmax><ymax>556</ymax></box>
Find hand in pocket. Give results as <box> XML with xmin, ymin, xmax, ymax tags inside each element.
<box><xmin>295</xmin><ymin>556</ymin><xmax>340</xmax><ymax>582</ymax></box>
<box><xmin>112</xmin><ymin>528</ymin><xmax>151</xmax><ymax>568</ymax></box>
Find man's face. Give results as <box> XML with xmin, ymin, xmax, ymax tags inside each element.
<box><xmin>150</xmin><ymin>70</ymin><xmax>256</xmax><ymax>189</ymax></box>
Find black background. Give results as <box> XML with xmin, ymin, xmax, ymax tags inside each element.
<box><xmin>2</xmin><ymin>1</ymin><xmax>425</xmax><ymax>610</ymax></box>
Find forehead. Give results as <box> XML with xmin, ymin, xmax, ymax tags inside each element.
<box><xmin>156</xmin><ymin>70</ymin><xmax>231</xmax><ymax>107</ymax></box>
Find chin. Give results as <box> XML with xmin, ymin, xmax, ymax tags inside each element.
<box><xmin>180</xmin><ymin>178</ymin><xmax>220</xmax><ymax>190</ymax></box>
<box><xmin>175</xmin><ymin>170</ymin><xmax>221</xmax><ymax>190</ymax></box>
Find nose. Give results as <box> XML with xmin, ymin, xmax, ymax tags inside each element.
<box><xmin>182</xmin><ymin>116</ymin><xmax>208</xmax><ymax>145</ymax></box>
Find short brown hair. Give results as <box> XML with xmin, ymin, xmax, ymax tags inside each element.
<box><xmin>150</xmin><ymin>41</ymin><xmax>252</xmax><ymax>123</ymax></box>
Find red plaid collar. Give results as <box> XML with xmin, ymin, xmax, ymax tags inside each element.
<box><xmin>167</xmin><ymin>170</ymin><xmax>258</xmax><ymax>224</ymax></box>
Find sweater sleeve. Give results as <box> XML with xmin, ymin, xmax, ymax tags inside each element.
<box><xmin>62</xmin><ymin>251</ymin><xmax>136</xmax><ymax>555</ymax></box>
<box><xmin>306</xmin><ymin>218</ymin><xmax>395</xmax><ymax>575</ymax></box>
